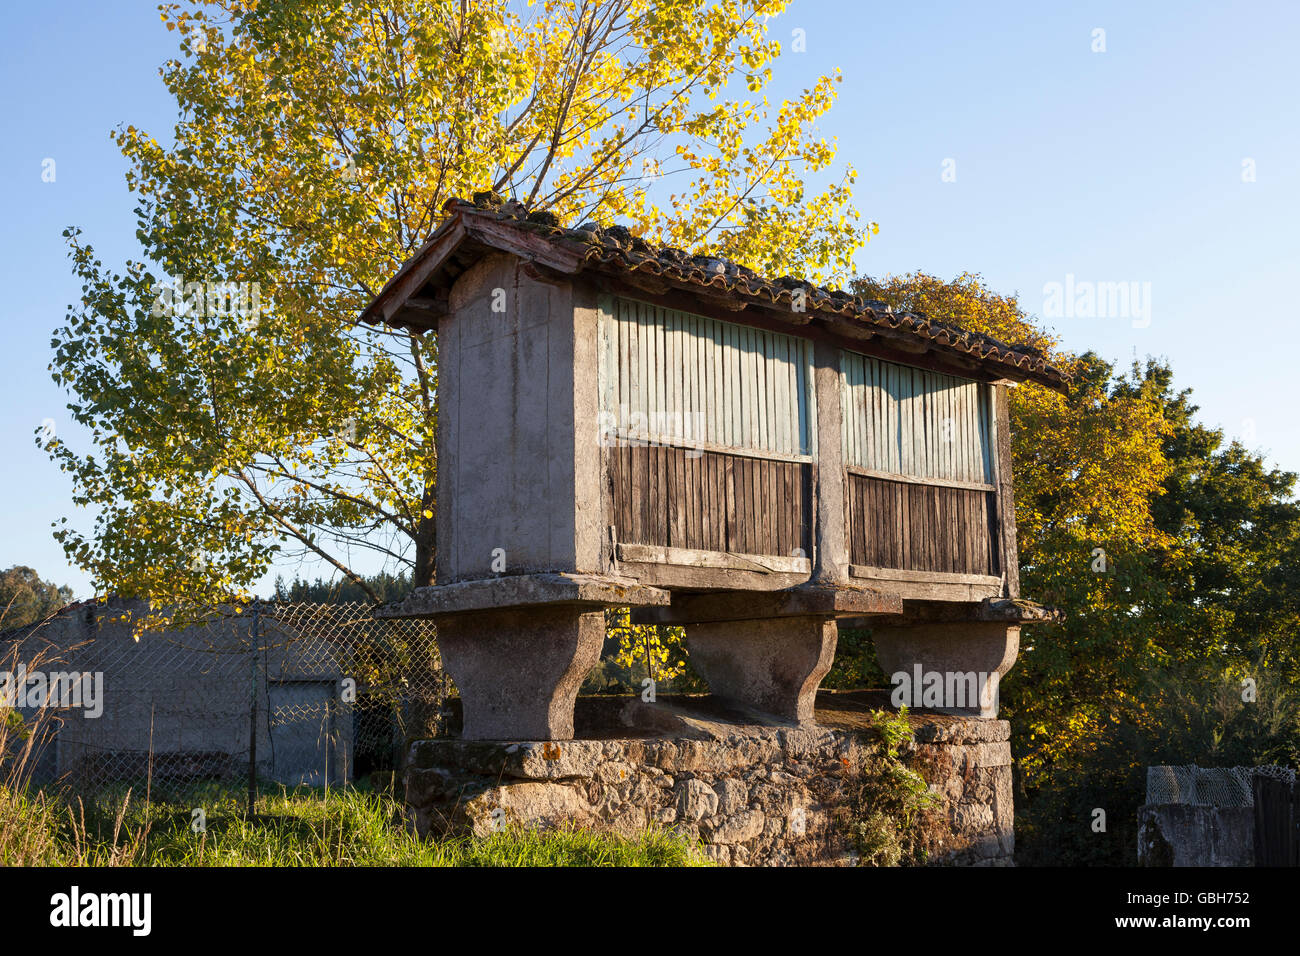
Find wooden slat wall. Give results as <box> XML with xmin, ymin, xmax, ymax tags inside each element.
<box><xmin>840</xmin><ymin>350</ymin><xmax>993</xmax><ymax>484</ymax></box>
<box><xmin>604</xmin><ymin>298</ymin><xmax>813</xmax><ymax>456</ymax></box>
<box><xmin>846</xmin><ymin>472</ymin><xmax>1000</xmax><ymax>575</ymax></box>
<box><xmin>609</xmin><ymin>444</ymin><xmax>811</xmax><ymax>557</ymax></box>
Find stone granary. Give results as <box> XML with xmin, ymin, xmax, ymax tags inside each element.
<box><xmin>367</xmin><ymin>193</ymin><xmax>1066</xmax><ymax>742</ymax></box>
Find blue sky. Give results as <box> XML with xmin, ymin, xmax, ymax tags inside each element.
<box><xmin>3</xmin><ymin>1</ymin><xmax>1298</xmax><ymax>597</ymax></box>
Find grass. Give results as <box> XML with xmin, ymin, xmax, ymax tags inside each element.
<box><xmin>1</xmin><ymin>609</ymin><xmax>704</xmax><ymax>867</ymax></box>
<box><xmin>0</xmin><ymin>782</ymin><xmax>708</xmax><ymax>867</ymax></box>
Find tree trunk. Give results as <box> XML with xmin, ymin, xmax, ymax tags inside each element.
<box><xmin>414</xmin><ymin>495</ymin><xmax>436</xmax><ymax>587</ymax></box>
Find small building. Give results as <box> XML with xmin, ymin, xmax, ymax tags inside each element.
<box><xmin>0</xmin><ymin>598</ymin><xmax>422</xmax><ymax>790</ymax></box>
<box><xmin>370</xmin><ymin>193</ymin><xmax>1066</xmax><ymax>740</ymax></box>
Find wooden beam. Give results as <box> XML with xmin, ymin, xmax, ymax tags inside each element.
<box><xmin>848</xmin><ymin>565</ymin><xmax>1003</xmax><ymax>602</ymax></box>
<box><xmin>630</xmin><ymin>584</ymin><xmax>903</xmax><ymax>626</ymax></box>
<box><xmin>844</xmin><ymin>465</ymin><xmax>996</xmax><ymax>494</ymax></box>
<box><xmin>848</xmin><ymin>565</ymin><xmax>1001</xmax><ymax>586</ymax></box>
<box><xmin>615</xmin><ymin>543</ymin><xmax>810</xmax><ymax>574</ymax></box>
<box><xmin>462</xmin><ymin>217</ymin><xmax>587</xmax><ymax>275</ymax></box>
<box><xmin>374</xmin><ymin>220</ymin><xmax>468</xmax><ymax>325</ymax></box>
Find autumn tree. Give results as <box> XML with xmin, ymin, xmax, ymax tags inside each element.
<box><xmin>0</xmin><ymin>566</ymin><xmax>75</xmax><ymax>630</ymax></box>
<box><xmin>850</xmin><ymin>273</ymin><xmax>1173</xmax><ymax>862</ymax></box>
<box><xmin>852</xmin><ymin>272</ymin><xmax>1300</xmax><ymax>864</ymax></box>
<box><xmin>47</xmin><ymin>0</ymin><xmax>867</xmax><ymax>614</ymax></box>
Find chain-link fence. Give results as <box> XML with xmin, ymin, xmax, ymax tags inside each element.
<box><xmin>1146</xmin><ymin>764</ymin><xmax>1297</xmax><ymax>808</ymax></box>
<box><xmin>2</xmin><ymin>598</ymin><xmax>451</xmax><ymax>804</ymax></box>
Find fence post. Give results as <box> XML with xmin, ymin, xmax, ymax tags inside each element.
<box><xmin>1252</xmin><ymin>774</ymin><xmax>1295</xmax><ymax>866</ymax></box>
<box><xmin>1293</xmin><ymin>779</ymin><xmax>1300</xmax><ymax>866</ymax></box>
<box><xmin>247</xmin><ymin>601</ymin><xmax>259</xmax><ymax>818</ymax></box>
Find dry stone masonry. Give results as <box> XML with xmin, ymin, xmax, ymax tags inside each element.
<box><xmin>404</xmin><ymin>699</ymin><xmax>1015</xmax><ymax>866</ymax></box>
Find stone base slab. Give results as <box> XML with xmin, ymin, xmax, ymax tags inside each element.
<box><xmin>377</xmin><ymin>573</ymin><xmax>672</xmax><ymax>741</ymax></box>
<box><xmin>376</xmin><ymin>572</ymin><xmax>670</xmax><ymax>620</ymax></box>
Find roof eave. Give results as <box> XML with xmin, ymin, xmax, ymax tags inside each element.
<box><xmin>359</xmin><ymin>207</ymin><xmax>1071</xmax><ymax>393</ymax></box>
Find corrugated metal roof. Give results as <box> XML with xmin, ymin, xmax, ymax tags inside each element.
<box><xmin>359</xmin><ymin>193</ymin><xmax>1069</xmax><ymax>391</ymax></box>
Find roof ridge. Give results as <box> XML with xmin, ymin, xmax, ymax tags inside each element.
<box><xmin>373</xmin><ymin>193</ymin><xmax>1068</xmax><ymax>389</ymax></box>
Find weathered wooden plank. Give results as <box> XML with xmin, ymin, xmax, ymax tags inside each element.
<box><xmin>685</xmin><ymin>445</ymin><xmax>698</xmax><ymax>550</ymax></box>
<box><xmin>840</xmin><ymin>472</ymin><xmax>1003</xmax><ymax>577</ymax></box>
<box><xmin>979</xmin><ymin>381</ymin><xmax>990</xmax><ymax>480</ymax></box>
<box><xmin>748</xmin><ymin>454</ymin><xmax>762</xmax><ymax>553</ymax></box>
<box><xmin>795</xmin><ymin>460</ymin><xmax>806</xmax><ymax>556</ymax></box>
<box><xmin>758</xmin><ymin>330</ymin><xmax>772</xmax><ymax>453</ymax></box>
<box><xmin>956</xmin><ymin>378</ymin><xmax>969</xmax><ymax>483</ymax></box>
<box><xmin>931</xmin><ymin>484</ymin><xmax>942</xmax><ymax>572</ymax></box>
<box><xmin>616</xmin><ymin>543</ymin><xmax>811</xmax><ymax>574</ymax></box>
<box><xmin>725</xmin><ymin>319</ymin><xmax>739</xmax><ymax>449</ymax></box>
<box><xmin>637</xmin><ymin>302</ymin><xmax>651</xmax><ymax>434</ymax></box>
<box><xmin>694</xmin><ymin>452</ymin><xmax>710</xmax><ymax>549</ymax></box>
<box><xmin>771</xmin><ymin>449</ymin><xmax>782</xmax><ymax>553</ymax></box>
<box><xmin>610</xmin><ymin>444</ymin><xmax>623</xmax><ymax>541</ymax></box>
<box><xmin>664</xmin><ymin>446</ymin><xmax>680</xmax><ymax>546</ymax></box>
<box><xmin>624</xmin><ymin>445</ymin><xmax>636</xmax><ymax>545</ymax></box>
<box><xmin>838</xmin><ymin>347</ymin><xmax>997</xmax><ymax>488</ymax></box>
<box><xmin>641</xmin><ymin>441</ymin><xmax>654</xmax><ymax>544</ymax></box>
<box><xmin>774</xmin><ymin>333</ymin><xmax>786</xmax><ymax>454</ymax></box>
<box><xmin>848</xmin><ymin>564</ymin><xmax>1002</xmax><ymax>586</ymax></box>
<box><xmin>942</xmin><ymin>377</ymin><xmax>955</xmax><ymax>481</ymax></box>
<box><xmin>629</xmin><ymin>440</ymin><xmax>644</xmax><ymax>544</ymax></box>
<box><xmin>609</xmin><ymin>438</ymin><xmax>816</xmax><ymax>558</ymax></box>
<box><xmin>743</xmin><ymin>455</ymin><xmax>754</xmax><ymax>554</ymax></box>
<box><xmin>686</xmin><ymin>311</ymin><xmax>698</xmax><ymax>443</ymax></box>
<box><xmin>844</xmin><ymin>465</ymin><xmax>995</xmax><ymax>493</ymax></box>
<box><xmin>654</xmin><ymin>443</ymin><xmax>667</xmax><ymax>545</ymax></box>
<box><xmin>775</xmin><ymin>459</ymin><xmax>786</xmax><ymax>554</ymax></box>
<box><xmin>614</xmin><ymin>444</ymin><xmax>627</xmax><ymax>545</ymax></box>
<box><xmin>745</xmin><ymin>324</ymin><xmax>760</xmax><ymax>450</ymax></box>
<box><xmin>744</xmin><ymin>454</ymin><xmax>758</xmax><ymax>554</ymax></box>
<box><xmin>846</xmin><ymin>466</ymin><xmax>859</xmax><ymax>565</ymax></box>
<box><xmin>717</xmin><ymin>450</ymin><xmax>730</xmax><ymax>553</ymax></box>
<box><xmin>724</xmin><ymin>454</ymin><xmax>738</xmax><ymax>553</ymax></box>
<box><xmin>993</xmin><ymin>384</ymin><xmax>1018</xmax><ymax>596</ymax></box>
<box><xmin>707</xmin><ymin>315</ymin><xmax>720</xmax><ymax>446</ymax></box>
<box><xmin>784</xmin><ymin>460</ymin><xmax>795</xmax><ymax>556</ymax></box>
<box><xmin>948</xmin><ymin>486</ymin><xmax>960</xmax><ymax>574</ymax></box>
<box><xmin>795</xmin><ymin>338</ymin><xmax>806</xmax><ymax>457</ymax></box>
<box><xmin>720</xmin><ymin>451</ymin><xmax>731</xmax><ymax>554</ymax></box>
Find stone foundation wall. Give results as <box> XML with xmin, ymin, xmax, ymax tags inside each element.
<box><xmin>404</xmin><ymin>702</ymin><xmax>1014</xmax><ymax>866</ymax></box>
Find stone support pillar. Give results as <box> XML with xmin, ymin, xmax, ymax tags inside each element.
<box><xmin>436</xmin><ymin>606</ymin><xmax>607</xmax><ymax>740</ymax></box>
<box><xmin>871</xmin><ymin>621</ymin><xmax>1020</xmax><ymax>718</ymax></box>
<box><xmin>685</xmin><ymin>616</ymin><xmax>838</xmax><ymax>724</ymax></box>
